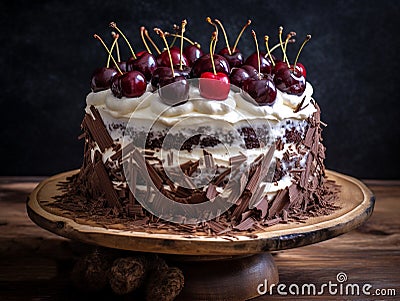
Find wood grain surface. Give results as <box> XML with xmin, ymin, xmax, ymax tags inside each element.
<box><xmin>0</xmin><ymin>177</ymin><xmax>399</xmax><ymax>300</ymax></box>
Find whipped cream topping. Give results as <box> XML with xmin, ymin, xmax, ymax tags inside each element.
<box><xmin>86</xmin><ymin>81</ymin><xmax>316</xmax><ymax>125</ymax></box>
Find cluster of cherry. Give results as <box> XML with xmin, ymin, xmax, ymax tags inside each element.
<box><xmin>91</xmin><ymin>19</ymin><xmax>310</xmax><ymax>107</ymax></box>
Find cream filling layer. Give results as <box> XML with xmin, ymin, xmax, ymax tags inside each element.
<box><xmin>85</xmin><ymin>82</ymin><xmax>316</xmax><ymax>125</ymax></box>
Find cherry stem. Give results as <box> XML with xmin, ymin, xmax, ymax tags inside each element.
<box><xmin>165</xmin><ymin>33</ymin><xmax>197</xmax><ymax>45</ymax></box>
<box><xmin>232</xmin><ymin>19</ymin><xmax>251</xmax><ymax>52</ymax></box>
<box><xmin>214</xmin><ymin>19</ymin><xmax>231</xmax><ymax>55</ymax></box>
<box><xmin>294</xmin><ymin>34</ymin><xmax>311</xmax><ymax>71</ymax></box>
<box><xmin>140</xmin><ymin>27</ymin><xmax>152</xmax><ymax>54</ymax></box>
<box><xmin>154</xmin><ymin>28</ymin><xmax>175</xmax><ymax>77</ymax></box>
<box><xmin>109</xmin><ymin>22</ymin><xmax>136</xmax><ymax>60</ymax></box>
<box><xmin>111</xmin><ymin>32</ymin><xmax>121</xmax><ymax>62</ymax></box>
<box><xmin>270</xmin><ymin>39</ymin><xmax>295</xmax><ymax>53</ymax></box>
<box><xmin>93</xmin><ymin>34</ymin><xmax>122</xmax><ymax>74</ymax></box>
<box><xmin>145</xmin><ymin>29</ymin><xmax>161</xmax><ymax>54</ymax></box>
<box><xmin>210</xmin><ymin>32</ymin><xmax>217</xmax><ymax>75</ymax></box>
<box><xmin>169</xmin><ymin>24</ymin><xmax>179</xmax><ymax>48</ymax></box>
<box><xmin>284</xmin><ymin>31</ymin><xmax>296</xmax><ymax>52</ymax></box>
<box><xmin>107</xmin><ymin>32</ymin><xmax>119</xmax><ymax>68</ymax></box>
<box><xmin>179</xmin><ymin>20</ymin><xmax>187</xmax><ymax>70</ymax></box>
<box><xmin>206</xmin><ymin>17</ymin><xmax>218</xmax><ymax>54</ymax></box>
<box><xmin>278</xmin><ymin>26</ymin><xmax>290</xmax><ymax>68</ymax></box>
<box><xmin>264</xmin><ymin>35</ymin><xmax>275</xmax><ymax>66</ymax></box>
<box><xmin>251</xmin><ymin>30</ymin><xmax>261</xmax><ymax>78</ymax></box>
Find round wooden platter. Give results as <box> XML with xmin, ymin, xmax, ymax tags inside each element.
<box><xmin>27</xmin><ymin>170</ymin><xmax>374</xmax><ymax>300</ymax></box>
<box><xmin>27</xmin><ymin>170</ymin><xmax>374</xmax><ymax>256</ymax></box>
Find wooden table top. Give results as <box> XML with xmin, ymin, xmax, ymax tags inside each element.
<box><xmin>0</xmin><ymin>176</ymin><xmax>399</xmax><ymax>300</ymax></box>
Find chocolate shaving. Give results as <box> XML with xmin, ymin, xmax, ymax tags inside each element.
<box><xmin>183</xmin><ymin>176</ymin><xmax>196</xmax><ymax>190</ymax></box>
<box><xmin>267</xmin><ymin>187</ymin><xmax>289</xmax><ymax>218</ymax></box>
<box><xmin>304</xmin><ymin>127</ymin><xmax>316</xmax><ymax>148</ymax></box>
<box><xmin>203</xmin><ymin>150</ymin><xmax>215</xmax><ymax>169</ymax></box>
<box><xmin>288</xmin><ymin>183</ymin><xmax>303</xmax><ymax>206</ymax></box>
<box><xmin>110</xmin><ymin>149</ymin><xmax>122</xmax><ymax>161</ymax></box>
<box><xmin>127</xmin><ymin>204</ymin><xmax>144</xmax><ymax>217</ymax></box>
<box><xmin>208</xmin><ymin>220</ymin><xmax>228</xmax><ymax>234</ymax></box>
<box><xmin>275</xmin><ymin>138</ymin><xmax>284</xmax><ymax>151</ymax></box>
<box><xmin>282</xmin><ymin>209</ymin><xmax>288</xmax><ymax>222</ymax></box>
<box><xmin>167</xmin><ymin>151</ymin><xmax>173</xmax><ymax>166</ymax></box>
<box><xmin>180</xmin><ymin>160</ymin><xmax>199</xmax><ymax>177</ymax></box>
<box><xmin>188</xmin><ymin>191</ymin><xmax>207</xmax><ymax>204</ymax></box>
<box><xmin>246</xmin><ymin>145</ymin><xmax>275</xmax><ymax>193</ymax></box>
<box><xmin>93</xmin><ymin>159</ymin><xmax>122</xmax><ymax>212</ymax></box>
<box><xmin>81</xmin><ymin>106</ymin><xmax>114</xmax><ymax>152</ymax></box>
<box><xmin>206</xmin><ymin>184</ymin><xmax>218</xmax><ymax>201</ymax></box>
<box><xmin>229</xmin><ymin>152</ymin><xmax>247</xmax><ymax>166</ymax></box>
<box><xmin>253</xmin><ymin>196</ymin><xmax>269</xmax><ymax>219</ymax></box>
<box><xmin>234</xmin><ymin>217</ymin><xmax>255</xmax><ymax>231</ymax></box>
<box><xmin>249</xmin><ymin>183</ymin><xmax>266</xmax><ymax>209</ymax></box>
<box><xmin>293</xmin><ymin>96</ymin><xmax>306</xmax><ymax>113</ymax></box>
<box><xmin>311</xmin><ymin>131</ymin><xmax>320</xmax><ymax>155</ymax></box>
<box><xmin>246</xmin><ymin>166</ymin><xmax>261</xmax><ymax>193</ymax></box>
<box><xmin>264</xmin><ymin>217</ymin><xmax>282</xmax><ymax>226</ymax></box>
<box><xmin>213</xmin><ymin>168</ymin><xmax>231</xmax><ymax>186</ymax></box>
<box><xmin>300</xmin><ymin>153</ymin><xmax>313</xmax><ymax>189</ymax></box>
<box><xmin>232</xmin><ymin>192</ymin><xmax>251</xmax><ymax>221</ymax></box>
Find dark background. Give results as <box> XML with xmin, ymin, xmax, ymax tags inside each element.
<box><xmin>1</xmin><ymin>0</ymin><xmax>399</xmax><ymax>179</ymax></box>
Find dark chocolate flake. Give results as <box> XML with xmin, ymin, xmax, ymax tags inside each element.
<box><xmin>93</xmin><ymin>160</ymin><xmax>123</xmax><ymax>212</ymax></box>
<box><xmin>267</xmin><ymin>187</ymin><xmax>289</xmax><ymax>218</ymax></box>
<box><xmin>81</xmin><ymin>106</ymin><xmax>114</xmax><ymax>152</ymax></box>
<box><xmin>234</xmin><ymin>217</ymin><xmax>255</xmax><ymax>231</ymax></box>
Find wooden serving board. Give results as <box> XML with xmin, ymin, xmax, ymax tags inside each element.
<box><xmin>27</xmin><ymin>170</ymin><xmax>374</xmax><ymax>256</ymax></box>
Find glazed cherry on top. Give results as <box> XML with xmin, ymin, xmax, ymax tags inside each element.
<box><xmin>91</xmin><ymin>20</ymin><xmax>312</xmax><ymax>105</ymax></box>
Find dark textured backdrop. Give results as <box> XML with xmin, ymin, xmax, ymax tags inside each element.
<box><xmin>1</xmin><ymin>0</ymin><xmax>399</xmax><ymax>179</ymax></box>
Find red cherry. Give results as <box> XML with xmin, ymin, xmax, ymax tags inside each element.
<box><xmin>273</xmin><ymin>64</ymin><xmax>306</xmax><ymax>95</ymax></box>
<box><xmin>219</xmin><ymin>48</ymin><xmax>244</xmax><ymax>68</ymax></box>
<box><xmin>91</xmin><ymin>67</ymin><xmax>118</xmax><ymax>92</ymax></box>
<box><xmin>158</xmin><ymin>75</ymin><xmax>189</xmax><ymax>106</ymax></box>
<box><xmin>294</xmin><ymin>63</ymin><xmax>306</xmax><ymax>77</ymax></box>
<box><xmin>221</xmin><ymin>51</ymin><xmax>244</xmax><ymax>68</ymax></box>
<box><xmin>127</xmin><ymin>52</ymin><xmax>157</xmax><ymax>81</ymax></box>
<box><xmin>136</xmin><ymin>50</ymin><xmax>147</xmax><ymax>57</ymax></box>
<box><xmin>273</xmin><ymin>61</ymin><xmax>288</xmax><ymax>73</ymax></box>
<box><xmin>230</xmin><ymin>65</ymin><xmax>258</xmax><ymax>89</ymax></box>
<box><xmin>230</xmin><ymin>67</ymin><xmax>250</xmax><ymax>89</ymax></box>
<box><xmin>244</xmin><ymin>52</ymin><xmax>273</xmax><ymax>74</ymax></box>
<box><xmin>218</xmin><ymin>47</ymin><xmax>230</xmax><ymax>56</ymax></box>
<box><xmin>242</xmin><ymin>76</ymin><xmax>277</xmax><ymax>106</ymax></box>
<box><xmin>199</xmin><ymin>72</ymin><xmax>230</xmax><ymax>100</ymax></box>
<box><xmin>157</xmin><ymin>47</ymin><xmax>189</xmax><ymax>68</ymax></box>
<box><xmin>190</xmin><ymin>54</ymin><xmax>230</xmax><ymax>78</ymax></box>
<box><xmin>113</xmin><ymin>61</ymin><xmax>127</xmax><ymax>73</ymax></box>
<box><xmin>273</xmin><ymin>61</ymin><xmax>306</xmax><ymax>78</ymax></box>
<box><xmin>183</xmin><ymin>44</ymin><xmax>204</xmax><ymax>67</ymax></box>
<box><xmin>151</xmin><ymin>66</ymin><xmax>190</xmax><ymax>90</ymax></box>
<box><xmin>111</xmin><ymin>70</ymin><xmax>147</xmax><ymax>98</ymax></box>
